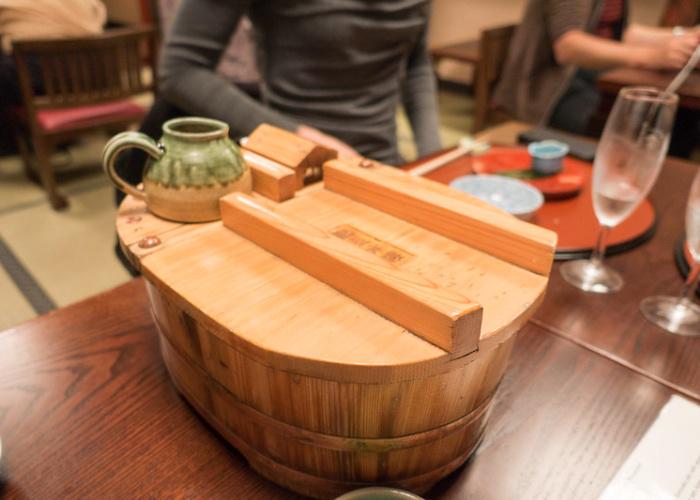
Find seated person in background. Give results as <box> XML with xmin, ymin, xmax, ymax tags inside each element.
<box><xmin>157</xmin><ymin>0</ymin><xmax>442</xmax><ymax>165</ymax></box>
<box><xmin>493</xmin><ymin>0</ymin><xmax>700</xmax><ymax>144</ymax></box>
<box><xmin>113</xmin><ymin>0</ymin><xmax>442</xmax><ymax>274</ymax></box>
<box><xmin>0</xmin><ymin>0</ymin><xmax>106</xmax><ymax>152</ymax></box>
<box><xmin>0</xmin><ymin>0</ymin><xmax>105</xmax><ymax>53</ymax></box>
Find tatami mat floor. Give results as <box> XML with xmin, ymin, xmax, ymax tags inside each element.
<box><xmin>0</xmin><ymin>88</ymin><xmax>473</xmax><ymax>331</ymax></box>
<box><xmin>0</xmin><ymin>137</ymin><xmax>132</xmax><ymax>330</ymax></box>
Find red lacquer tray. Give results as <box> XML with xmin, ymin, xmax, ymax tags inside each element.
<box><xmin>413</xmin><ymin>147</ymin><xmax>656</xmax><ymax>260</ymax></box>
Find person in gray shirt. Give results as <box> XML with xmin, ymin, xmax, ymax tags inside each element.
<box><xmin>158</xmin><ymin>0</ymin><xmax>442</xmax><ymax>165</ymax></box>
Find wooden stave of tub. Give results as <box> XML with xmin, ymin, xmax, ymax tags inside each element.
<box><xmin>145</xmin><ymin>280</ymin><xmax>522</xmax><ymax>498</ymax></box>
<box><xmin>112</xmin><ymin>124</ymin><xmax>557</xmax><ymax>497</ymax></box>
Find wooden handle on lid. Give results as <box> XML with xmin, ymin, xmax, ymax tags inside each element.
<box><xmin>323</xmin><ymin>159</ymin><xmax>557</xmax><ymax>276</ymax></box>
<box><xmin>243</xmin><ymin>149</ymin><xmax>297</xmax><ymax>202</ymax></box>
<box><xmin>245</xmin><ymin>124</ymin><xmax>337</xmax><ymax>187</ymax></box>
<box><xmin>220</xmin><ymin>192</ymin><xmax>483</xmax><ymax>356</ymax></box>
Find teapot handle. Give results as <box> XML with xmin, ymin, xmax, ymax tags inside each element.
<box><xmin>102</xmin><ymin>131</ymin><xmax>165</xmax><ymax>201</ymax></box>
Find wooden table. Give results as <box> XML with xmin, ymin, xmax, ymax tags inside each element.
<box><xmin>445</xmin><ymin>122</ymin><xmax>700</xmax><ymax>403</ymax></box>
<box><xmin>0</xmin><ymin>279</ymin><xmax>678</xmax><ymax>499</ymax></box>
<box><xmin>598</xmin><ymin>67</ymin><xmax>700</xmax><ymax>111</ymax></box>
<box><xmin>533</xmin><ymin>155</ymin><xmax>700</xmax><ymax>402</ymax></box>
<box><xmin>442</xmin><ymin>121</ymin><xmax>700</xmax><ymax>402</ymax></box>
<box><xmin>1</xmin><ymin>142</ymin><xmax>698</xmax><ymax>498</ymax></box>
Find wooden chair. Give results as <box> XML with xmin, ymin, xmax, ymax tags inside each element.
<box><xmin>431</xmin><ymin>39</ymin><xmax>480</xmax><ymax>77</ymax></box>
<box><xmin>13</xmin><ymin>26</ymin><xmax>158</xmax><ymax>209</ymax></box>
<box><xmin>430</xmin><ymin>25</ymin><xmax>516</xmax><ymax>134</ymax></box>
<box><xmin>660</xmin><ymin>0</ymin><xmax>700</xmax><ymax>26</ymax></box>
<box><xmin>472</xmin><ymin>24</ymin><xmax>517</xmax><ymax>133</ymax></box>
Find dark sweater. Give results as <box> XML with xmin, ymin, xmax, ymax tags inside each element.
<box><xmin>159</xmin><ymin>0</ymin><xmax>442</xmax><ymax>165</ymax></box>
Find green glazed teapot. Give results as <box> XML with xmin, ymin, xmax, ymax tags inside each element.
<box><xmin>103</xmin><ymin>117</ymin><xmax>251</xmax><ymax>222</ymax></box>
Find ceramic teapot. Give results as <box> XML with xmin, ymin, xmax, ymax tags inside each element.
<box><xmin>103</xmin><ymin>117</ymin><xmax>251</xmax><ymax>222</ymax></box>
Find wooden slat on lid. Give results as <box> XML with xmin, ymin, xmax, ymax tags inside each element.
<box><xmin>279</xmin><ymin>188</ymin><xmax>547</xmax><ymax>347</ymax></box>
<box><xmin>323</xmin><ymin>159</ymin><xmax>557</xmax><ymax>275</ymax></box>
<box><xmin>140</xmin><ymin>222</ymin><xmax>448</xmax><ymax>380</ymax></box>
<box><xmin>126</xmin><ymin>189</ymin><xmax>545</xmax><ymax>378</ymax></box>
<box><xmin>221</xmin><ymin>193</ymin><xmax>482</xmax><ymax>355</ymax></box>
<box><xmin>244</xmin><ymin>124</ymin><xmax>337</xmax><ymax>187</ymax></box>
<box><xmin>243</xmin><ymin>150</ymin><xmax>297</xmax><ymax>202</ymax></box>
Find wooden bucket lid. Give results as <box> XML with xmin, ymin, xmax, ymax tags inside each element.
<box><xmin>117</xmin><ymin>127</ymin><xmax>556</xmax><ymax>382</ymax></box>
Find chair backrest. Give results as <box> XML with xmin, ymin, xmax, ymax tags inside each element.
<box><xmin>13</xmin><ymin>26</ymin><xmax>158</xmax><ymax>114</ymax></box>
<box><xmin>477</xmin><ymin>24</ymin><xmax>517</xmax><ymax>88</ymax></box>
<box><xmin>473</xmin><ymin>24</ymin><xmax>517</xmax><ymax>132</ymax></box>
<box><xmin>660</xmin><ymin>0</ymin><xmax>700</xmax><ymax>26</ymax></box>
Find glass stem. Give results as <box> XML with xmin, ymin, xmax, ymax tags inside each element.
<box><xmin>679</xmin><ymin>263</ymin><xmax>700</xmax><ymax>305</ymax></box>
<box><xmin>590</xmin><ymin>226</ymin><xmax>610</xmax><ymax>266</ymax></box>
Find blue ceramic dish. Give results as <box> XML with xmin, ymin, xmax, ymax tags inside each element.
<box><xmin>449</xmin><ymin>174</ymin><xmax>544</xmax><ymax>220</ymax></box>
<box><xmin>527</xmin><ymin>140</ymin><xmax>569</xmax><ymax>175</ymax></box>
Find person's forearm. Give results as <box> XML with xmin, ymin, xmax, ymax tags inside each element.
<box><xmin>401</xmin><ymin>28</ymin><xmax>442</xmax><ymax>158</ymax></box>
<box><xmin>554</xmin><ymin>30</ymin><xmax>655</xmax><ymax>69</ymax></box>
<box><xmin>159</xmin><ymin>0</ymin><xmax>298</xmax><ymax>137</ymax></box>
<box><xmin>402</xmin><ymin>66</ymin><xmax>442</xmax><ymax>158</ymax></box>
<box><xmin>623</xmin><ymin>23</ymin><xmax>674</xmax><ymax>46</ymax></box>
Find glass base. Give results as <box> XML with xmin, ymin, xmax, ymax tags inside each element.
<box><xmin>640</xmin><ymin>296</ymin><xmax>700</xmax><ymax>336</ymax></box>
<box><xmin>560</xmin><ymin>259</ymin><xmax>624</xmax><ymax>293</ymax></box>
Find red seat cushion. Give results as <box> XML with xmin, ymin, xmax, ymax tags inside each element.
<box><xmin>36</xmin><ymin>100</ymin><xmax>146</xmax><ymax>132</ymax></box>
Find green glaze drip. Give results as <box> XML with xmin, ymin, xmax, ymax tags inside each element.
<box><xmin>144</xmin><ymin>122</ymin><xmax>246</xmax><ymax>189</ymax></box>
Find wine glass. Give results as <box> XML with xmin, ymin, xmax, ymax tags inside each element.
<box><xmin>640</xmin><ymin>169</ymin><xmax>700</xmax><ymax>336</ymax></box>
<box><xmin>560</xmin><ymin>87</ymin><xmax>678</xmax><ymax>293</ymax></box>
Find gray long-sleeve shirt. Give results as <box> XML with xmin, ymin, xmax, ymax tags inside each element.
<box><xmin>159</xmin><ymin>0</ymin><xmax>441</xmax><ymax>165</ymax></box>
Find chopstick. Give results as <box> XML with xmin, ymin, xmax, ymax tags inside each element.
<box><xmin>408</xmin><ymin>139</ymin><xmax>488</xmax><ymax>177</ymax></box>
<box><xmin>408</xmin><ymin>147</ymin><xmax>472</xmax><ymax>177</ymax></box>
<box><xmin>635</xmin><ymin>45</ymin><xmax>700</xmax><ymax>143</ymax></box>
<box><xmin>667</xmin><ymin>45</ymin><xmax>700</xmax><ymax>95</ymax></box>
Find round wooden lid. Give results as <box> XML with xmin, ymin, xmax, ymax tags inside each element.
<box><xmin>116</xmin><ymin>166</ymin><xmax>553</xmax><ymax>380</ymax></box>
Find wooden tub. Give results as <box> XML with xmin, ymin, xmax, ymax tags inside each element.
<box><xmin>116</xmin><ymin>130</ymin><xmax>556</xmax><ymax>498</ymax></box>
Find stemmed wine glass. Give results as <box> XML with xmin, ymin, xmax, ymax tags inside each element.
<box><xmin>560</xmin><ymin>87</ymin><xmax>678</xmax><ymax>293</ymax></box>
<box><xmin>640</xmin><ymin>169</ymin><xmax>700</xmax><ymax>336</ymax></box>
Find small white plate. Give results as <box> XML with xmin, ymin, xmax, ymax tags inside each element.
<box><xmin>450</xmin><ymin>174</ymin><xmax>544</xmax><ymax>220</ymax></box>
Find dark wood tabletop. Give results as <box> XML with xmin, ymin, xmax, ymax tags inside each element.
<box><xmin>409</xmin><ymin>135</ymin><xmax>700</xmax><ymax>403</ymax></box>
<box><xmin>0</xmin><ymin>279</ymin><xmax>678</xmax><ymax>499</ymax></box>
<box><xmin>598</xmin><ymin>67</ymin><xmax>700</xmax><ymax>111</ymax></box>
<box><xmin>2</xmin><ymin>144</ymin><xmax>698</xmax><ymax>498</ymax></box>
<box><xmin>534</xmin><ymin>156</ymin><xmax>700</xmax><ymax>402</ymax></box>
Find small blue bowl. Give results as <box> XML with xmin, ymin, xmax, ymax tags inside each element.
<box><xmin>528</xmin><ymin>140</ymin><xmax>569</xmax><ymax>175</ymax></box>
<box><xmin>449</xmin><ymin>174</ymin><xmax>544</xmax><ymax>220</ymax></box>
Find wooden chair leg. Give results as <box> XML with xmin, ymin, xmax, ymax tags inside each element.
<box><xmin>472</xmin><ymin>63</ymin><xmax>489</xmax><ymax>134</ymax></box>
<box><xmin>472</xmin><ymin>108</ymin><xmax>488</xmax><ymax>134</ymax></box>
<box><xmin>14</xmin><ymin>131</ymin><xmax>37</xmax><ymax>181</ymax></box>
<box><xmin>472</xmin><ymin>101</ymin><xmax>488</xmax><ymax>135</ymax></box>
<box><xmin>34</xmin><ymin>136</ymin><xmax>68</xmax><ymax>210</ymax></box>
<box><xmin>471</xmin><ymin>65</ymin><xmax>479</xmax><ymax>94</ymax></box>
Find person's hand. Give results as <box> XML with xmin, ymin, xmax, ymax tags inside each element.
<box><xmin>648</xmin><ymin>32</ymin><xmax>700</xmax><ymax>70</ymax></box>
<box><xmin>296</xmin><ymin>124</ymin><xmax>360</xmax><ymax>159</ymax></box>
